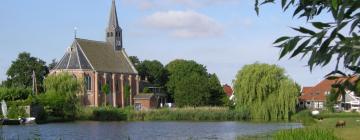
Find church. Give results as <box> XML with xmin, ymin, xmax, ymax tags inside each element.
<box><xmin>51</xmin><ymin>0</ymin><xmax>139</xmax><ymax>107</ymax></box>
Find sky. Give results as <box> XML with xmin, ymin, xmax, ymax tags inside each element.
<box><xmin>0</xmin><ymin>0</ymin><xmax>348</xmax><ymax>87</ymax></box>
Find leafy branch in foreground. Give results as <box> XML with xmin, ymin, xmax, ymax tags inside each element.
<box><xmin>255</xmin><ymin>0</ymin><xmax>360</xmax><ymax>74</ymax></box>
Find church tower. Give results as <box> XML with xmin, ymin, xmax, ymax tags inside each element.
<box><xmin>106</xmin><ymin>0</ymin><xmax>123</xmax><ymax>50</ymax></box>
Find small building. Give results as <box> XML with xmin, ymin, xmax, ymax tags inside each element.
<box><xmin>338</xmin><ymin>90</ymin><xmax>360</xmax><ymax>111</ymax></box>
<box><xmin>223</xmin><ymin>84</ymin><xmax>235</xmax><ymax>101</ymax></box>
<box><xmin>50</xmin><ymin>0</ymin><xmax>139</xmax><ymax>108</ymax></box>
<box><xmin>133</xmin><ymin>87</ymin><xmax>167</xmax><ymax>111</ymax></box>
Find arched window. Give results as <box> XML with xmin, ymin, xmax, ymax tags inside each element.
<box><xmin>107</xmin><ymin>32</ymin><xmax>110</xmax><ymax>37</ymax></box>
<box><xmin>85</xmin><ymin>75</ymin><xmax>92</xmax><ymax>91</ymax></box>
<box><xmin>110</xmin><ymin>32</ymin><xmax>113</xmax><ymax>37</ymax></box>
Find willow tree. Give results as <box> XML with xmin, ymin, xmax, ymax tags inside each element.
<box><xmin>234</xmin><ymin>63</ymin><xmax>299</xmax><ymax>121</ymax></box>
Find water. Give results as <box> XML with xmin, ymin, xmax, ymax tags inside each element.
<box><xmin>0</xmin><ymin>121</ymin><xmax>302</xmax><ymax>140</ymax></box>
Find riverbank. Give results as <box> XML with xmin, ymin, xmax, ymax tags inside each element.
<box><xmin>76</xmin><ymin>106</ymin><xmax>249</xmax><ymax>121</ymax></box>
<box><xmin>237</xmin><ymin>110</ymin><xmax>360</xmax><ymax>140</ymax></box>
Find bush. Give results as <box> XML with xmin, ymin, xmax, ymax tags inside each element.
<box><xmin>274</xmin><ymin>127</ymin><xmax>339</xmax><ymax>140</ymax></box>
<box><xmin>291</xmin><ymin>110</ymin><xmax>316</xmax><ymax>126</ymax></box>
<box><xmin>39</xmin><ymin>73</ymin><xmax>80</xmax><ymax>121</ymax></box>
<box><xmin>7</xmin><ymin>104</ymin><xmax>28</xmax><ymax>119</ymax></box>
<box><xmin>0</xmin><ymin>87</ymin><xmax>32</xmax><ymax>101</ymax></box>
<box><xmin>92</xmin><ymin>107</ymin><xmax>127</xmax><ymax>121</ymax></box>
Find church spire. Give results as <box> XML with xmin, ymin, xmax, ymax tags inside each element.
<box><xmin>106</xmin><ymin>0</ymin><xmax>123</xmax><ymax>50</ymax></box>
<box><xmin>108</xmin><ymin>0</ymin><xmax>119</xmax><ymax>29</ymax></box>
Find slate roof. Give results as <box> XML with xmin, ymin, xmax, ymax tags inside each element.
<box><xmin>55</xmin><ymin>41</ymin><xmax>92</xmax><ymax>70</ymax></box>
<box><xmin>54</xmin><ymin>38</ymin><xmax>137</xmax><ymax>74</ymax></box>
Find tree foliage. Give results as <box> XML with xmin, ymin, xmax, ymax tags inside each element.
<box><xmin>234</xmin><ymin>63</ymin><xmax>299</xmax><ymax>120</ymax></box>
<box><xmin>166</xmin><ymin>59</ymin><xmax>208</xmax><ymax>102</ymax></box>
<box><xmin>48</xmin><ymin>59</ymin><xmax>58</xmax><ymax>70</ymax></box>
<box><xmin>0</xmin><ymin>87</ymin><xmax>32</xmax><ymax>101</ymax></box>
<box><xmin>101</xmin><ymin>83</ymin><xmax>110</xmax><ymax>106</ymax></box>
<box><xmin>208</xmin><ymin>74</ymin><xmax>226</xmax><ymax>106</ymax></box>
<box><xmin>174</xmin><ymin>73</ymin><xmax>210</xmax><ymax>107</ymax></box>
<box><xmin>137</xmin><ymin>60</ymin><xmax>168</xmax><ymax>86</ymax></box>
<box><xmin>40</xmin><ymin>73</ymin><xmax>80</xmax><ymax>120</ymax></box>
<box><xmin>255</xmin><ymin>0</ymin><xmax>360</xmax><ymax>74</ymax></box>
<box><xmin>4</xmin><ymin>52</ymin><xmax>48</xmax><ymax>88</ymax></box>
<box><xmin>166</xmin><ymin>59</ymin><xmax>225</xmax><ymax>106</ymax></box>
<box><xmin>326</xmin><ymin>88</ymin><xmax>339</xmax><ymax>112</ymax></box>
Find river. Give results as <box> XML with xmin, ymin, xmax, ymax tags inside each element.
<box><xmin>0</xmin><ymin>121</ymin><xmax>302</xmax><ymax>140</ymax></box>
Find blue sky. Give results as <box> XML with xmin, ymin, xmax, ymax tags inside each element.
<box><xmin>0</xmin><ymin>0</ymin><xmax>346</xmax><ymax>86</ymax></box>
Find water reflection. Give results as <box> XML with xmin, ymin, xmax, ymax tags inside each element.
<box><xmin>1</xmin><ymin>121</ymin><xmax>302</xmax><ymax>140</ymax></box>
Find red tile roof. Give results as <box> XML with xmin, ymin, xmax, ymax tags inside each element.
<box><xmin>223</xmin><ymin>84</ymin><xmax>233</xmax><ymax>97</ymax></box>
<box><xmin>299</xmin><ymin>76</ymin><xmax>359</xmax><ymax>102</ymax></box>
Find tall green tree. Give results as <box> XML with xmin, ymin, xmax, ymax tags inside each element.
<box><xmin>234</xmin><ymin>63</ymin><xmax>299</xmax><ymax>120</ymax></box>
<box><xmin>41</xmin><ymin>73</ymin><xmax>80</xmax><ymax>120</ymax></box>
<box><xmin>174</xmin><ymin>73</ymin><xmax>210</xmax><ymax>107</ymax></box>
<box><xmin>208</xmin><ymin>73</ymin><xmax>226</xmax><ymax>106</ymax></box>
<box><xmin>48</xmin><ymin>59</ymin><xmax>58</xmax><ymax>70</ymax></box>
<box><xmin>129</xmin><ymin>56</ymin><xmax>140</xmax><ymax>67</ymax></box>
<box><xmin>326</xmin><ymin>88</ymin><xmax>339</xmax><ymax>112</ymax></box>
<box><xmin>137</xmin><ymin>60</ymin><xmax>168</xmax><ymax>86</ymax></box>
<box><xmin>101</xmin><ymin>83</ymin><xmax>110</xmax><ymax>106</ymax></box>
<box><xmin>166</xmin><ymin>59</ymin><xmax>208</xmax><ymax>102</ymax></box>
<box><xmin>4</xmin><ymin>52</ymin><xmax>48</xmax><ymax>88</ymax></box>
<box><xmin>255</xmin><ymin>0</ymin><xmax>360</xmax><ymax>74</ymax></box>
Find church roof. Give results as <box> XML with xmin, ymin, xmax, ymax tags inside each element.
<box><xmin>54</xmin><ymin>38</ymin><xmax>137</xmax><ymax>74</ymax></box>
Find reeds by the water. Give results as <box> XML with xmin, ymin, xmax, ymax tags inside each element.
<box><xmin>128</xmin><ymin>107</ymin><xmax>248</xmax><ymax>121</ymax></box>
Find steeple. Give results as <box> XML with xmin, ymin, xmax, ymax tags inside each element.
<box><xmin>106</xmin><ymin>0</ymin><xmax>123</xmax><ymax>50</ymax></box>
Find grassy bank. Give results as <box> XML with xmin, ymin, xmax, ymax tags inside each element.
<box><xmin>76</xmin><ymin>106</ymin><xmax>248</xmax><ymax>121</ymax></box>
<box><xmin>277</xmin><ymin>110</ymin><xmax>360</xmax><ymax>140</ymax></box>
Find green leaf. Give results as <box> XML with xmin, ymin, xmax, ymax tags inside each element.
<box><xmin>337</xmin><ymin>33</ymin><xmax>346</xmax><ymax>41</ymax></box>
<box><xmin>291</xmin><ymin>39</ymin><xmax>311</xmax><ymax>58</ymax></box>
<box><xmin>273</xmin><ymin>36</ymin><xmax>290</xmax><ymax>44</ymax></box>
<box><xmin>292</xmin><ymin>27</ymin><xmax>316</xmax><ymax>35</ymax></box>
<box><xmin>332</xmin><ymin>0</ymin><xmax>338</xmax><ymax>11</ymax></box>
<box><xmin>281</xmin><ymin>0</ymin><xmax>287</xmax><ymax>8</ymax></box>
<box><xmin>350</xmin><ymin>19</ymin><xmax>360</xmax><ymax>34</ymax></box>
<box><xmin>279</xmin><ymin>43</ymin><xmax>289</xmax><ymax>59</ymax></box>
<box><xmin>312</xmin><ymin>22</ymin><xmax>331</xmax><ymax>29</ymax></box>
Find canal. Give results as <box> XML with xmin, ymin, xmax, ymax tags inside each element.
<box><xmin>1</xmin><ymin>121</ymin><xmax>302</xmax><ymax>140</ymax></box>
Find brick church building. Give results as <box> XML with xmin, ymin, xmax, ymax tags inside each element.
<box><xmin>51</xmin><ymin>0</ymin><xmax>139</xmax><ymax>107</ymax></box>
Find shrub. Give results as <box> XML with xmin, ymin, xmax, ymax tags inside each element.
<box><xmin>0</xmin><ymin>87</ymin><xmax>32</xmax><ymax>101</ymax></box>
<box><xmin>7</xmin><ymin>104</ymin><xmax>28</xmax><ymax>119</ymax></box>
<box><xmin>39</xmin><ymin>73</ymin><xmax>80</xmax><ymax>121</ymax></box>
<box><xmin>92</xmin><ymin>107</ymin><xmax>127</xmax><ymax>121</ymax></box>
<box><xmin>291</xmin><ymin>110</ymin><xmax>316</xmax><ymax>126</ymax></box>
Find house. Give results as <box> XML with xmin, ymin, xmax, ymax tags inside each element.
<box><xmin>223</xmin><ymin>84</ymin><xmax>233</xmax><ymax>97</ymax></box>
<box><xmin>134</xmin><ymin>87</ymin><xmax>167</xmax><ymax>111</ymax></box>
<box><xmin>299</xmin><ymin>76</ymin><xmax>359</xmax><ymax>111</ymax></box>
<box><xmin>50</xmin><ymin>0</ymin><xmax>139</xmax><ymax>108</ymax></box>
<box><xmin>337</xmin><ymin>90</ymin><xmax>360</xmax><ymax>111</ymax></box>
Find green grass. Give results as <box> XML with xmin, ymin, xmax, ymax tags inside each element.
<box><xmin>283</xmin><ymin>110</ymin><xmax>360</xmax><ymax>140</ymax></box>
<box><xmin>273</xmin><ymin>127</ymin><xmax>339</xmax><ymax>140</ymax></box>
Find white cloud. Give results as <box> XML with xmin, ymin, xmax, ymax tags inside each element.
<box><xmin>143</xmin><ymin>10</ymin><xmax>223</xmax><ymax>38</ymax></box>
<box><xmin>122</xmin><ymin>0</ymin><xmax>240</xmax><ymax>10</ymax></box>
